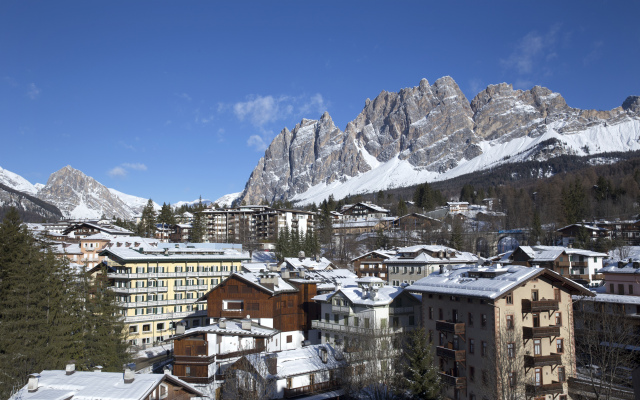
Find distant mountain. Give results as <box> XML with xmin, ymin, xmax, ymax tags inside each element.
<box><xmin>239</xmin><ymin>77</ymin><xmax>640</xmax><ymax>205</ymax></box>
<box><xmin>0</xmin><ymin>166</ymin><xmax>38</xmax><ymax>195</ymax></box>
<box><xmin>0</xmin><ymin>182</ymin><xmax>62</xmax><ymax>222</ymax></box>
<box><xmin>214</xmin><ymin>192</ymin><xmax>241</xmax><ymax>207</ymax></box>
<box><xmin>107</xmin><ymin>187</ymin><xmax>161</xmax><ymax>216</ymax></box>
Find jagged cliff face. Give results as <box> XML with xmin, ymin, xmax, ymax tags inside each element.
<box><xmin>240</xmin><ymin>77</ymin><xmax>640</xmax><ymax>204</ymax></box>
<box><xmin>36</xmin><ymin>166</ymin><xmax>141</xmax><ymax>220</ymax></box>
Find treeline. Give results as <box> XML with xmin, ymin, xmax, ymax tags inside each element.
<box><xmin>0</xmin><ymin>182</ymin><xmax>63</xmax><ymax>222</ymax></box>
<box><xmin>0</xmin><ymin>208</ymin><xmax>129</xmax><ymax>398</ymax></box>
<box><xmin>275</xmin><ymin>227</ymin><xmax>320</xmax><ymax>261</ymax></box>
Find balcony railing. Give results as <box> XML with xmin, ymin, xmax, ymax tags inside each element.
<box><xmin>390</xmin><ymin>306</ymin><xmax>415</xmax><ymax>315</ymax></box>
<box><xmin>521</xmin><ymin>299</ymin><xmax>559</xmax><ymax>313</ymax></box>
<box><xmin>124</xmin><ymin>309</ymin><xmax>207</xmax><ymax>323</ymax></box>
<box><xmin>523</xmin><ymin>326</ymin><xmax>560</xmax><ymax>339</ymax></box>
<box><xmin>332</xmin><ymin>305</ymin><xmax>352</xmax><ymax>314</ymax></box>
<box><xmin>524</xmin><ymin>353</ymin><xmax>562</xmax><ymax>368</ymax></box>
<box><xmin>436</xmin><ymin>346</ymin><xmax>465</xmax><ymax>361</ymax></box>
<box><xmin>525</xmin><ymin>381</ymin><xmax>563</xmax><ymax>395</ymax></box>
<box><xmin>283</xmin><ymin>380</ymin><xmax>341</xmax><ymax>398</ymax></box>
<box><xmin>438</xmin><ymin>373</ymin><xmax>466</xmax><ymax>389</ymax></box>
<box><xmin>311</xmin><ymin>320</ymin><xmax>404</xmax><ymax>335</ymax></box>
<box><xmin>217</xmin><ymin>345</ymin><xmax>266</xmax><ymax>360</ymax></box>
<box><xmin>107</xmin><ymin>270</ymin><xmax>230</xmax><ymax>279</ymax></box>
<box><xmin>174</xmin><ymin>285</ymin><xmax>208</xmax><ymax>291</ymax></box>
<box><xmin>436</xmin><ymin>320</ymin><xmax>465</xmax><ymax>335</ymax></box>
<box><xmin>110</xmin><ymin>286</ymin><xmax>168</xmax><ymax>294</ymax></box>
<box><xmin>176</xmin><ymin>375</ymin><xmax>216</xmax><ymax>384</ymax></box>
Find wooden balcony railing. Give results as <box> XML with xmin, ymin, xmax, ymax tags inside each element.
<box><xmin>524</xmin><ymin>353</ymin><xmax>562</xmax><ymax>368</ymax></box>
<box><xmin>436</xmin><ymin>346</ymin><xmax>465</xmax><ymax>362</ymax></box>
<box><xmin>523</xmin><ymin>326</ymin><xmax>560</xmax><ymax>339</ymax></box>
<box><xmin>217</xmin><ymin>345</ymin><xmax>266</xmax><ymax>360</ymax></box>
<box><xmin>283</xmin><ymin>379</ymin><xmax>341</xmax><ymax>398</ymax></box>
<box><xmin>436</xmin><ymin>320</ymin><xmax>465</xmax><ymax>335</ymax></box>
<box><xmin>525</xmin><ymin>381</ymin><xmax>563</xmax><ymax>395</ymax></box>
<box><xmin>522</xmin><ymin>299</ymin><xmax>559</xmax><ymax>313</ymax></box>
<box><xmin>438</xmin><ymin>373</ymin><xmax>466</xmax><ymax>389</ymax></box>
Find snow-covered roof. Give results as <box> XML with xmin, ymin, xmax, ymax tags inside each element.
<box><xmin>283</xmin><ymin>256</ymin><xmax>333</xmax><ymax>271</ymax></box>
<box><xmin>350</xmin><ymin>249</ymin><xmax>397</xmax><ymax>263</ymax></box>
<box><xmin>573</xmin><ymin>292</ymin><xmax>640</xmax><ymax>305</ymax></box>
<box><xmin>51</xmin><ymin>243</ymin><xmax>82</xmax><ymax>255</ymax></box>
<box><xmin>10</xmin><ymin>370</ymin><xmax>202</xmax><ymax>400</ymax></box>
<box><xmin>175</xmin><ymin>319</ymin><xmax>279</xmax><ymax>339</ymax></box>
<box><xmin>233</xmin><ymin>271</ymin><xmax>298</xmax><ymax>294</ymax></box>
<box><xmin>292</xmin><ymin>269</ymin><xmax>359</xmax><ymax>291</ymax></box>
<box><xmin>407</xmin><ymin>265</ymin><xmax>593</xmax><ymax>299</ymax></box>
<box><xmin>386</xmin><ymin>245</ymin><xmax>479</xmax><ymax>264</ymax></box>
<box><xmin>313</xmin><ymin>285</ymin><xmax>402</xmax><ymax>306</ymax></box>
<box><xmin>100</xmin><ymin>247</ymin><xmax>250</xmax><ymax>263</ymax></box>
<box><xmin>333</xmin><ymin>219</ymin><xmax>383</xmax><ymax>229</ymax></box>
<box><xmin>557</xmin><ymin>223</ymin><xmax>608</xmax><ymax>232</ymax></box>
<box><xmin>251</xmin><ymin>251</ymin><xmax>278</xmax><ymax>263</ymax></box>
<box><xmin>600</xmin><ymin>261</ymin><xmax>640</xmax><ymax>274</ymax></box>
<box><xmin>517</xmin><ymin>245</ymin><xmax>607</xmax><ymax>262</ymax></box>
<box><xmin>244</xmin><ymin>344</ymin><xmax>345</xmax><ymax>380</ymax></box>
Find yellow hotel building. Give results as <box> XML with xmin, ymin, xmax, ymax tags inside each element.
<box><xmin>100</xmin><ymin>245</ymin><xmax>250</xmax><ymax>347</ymax></box>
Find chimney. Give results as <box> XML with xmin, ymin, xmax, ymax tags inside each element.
<box><xmin>123</xmin><ymin>364</ymin><xmax>135</xmax><ymax>384</ymax></box>
<box><xmin>298</xmin><ymin>251</ymin><xmax>305</xmax><ymax>261</ymax></box>
<box><xmin>282</xmin><ymin>270</ymin><xmax>290</xmax><ymax>279</ymax></box>
<box><xmin>163</xmin><ymin>365</ymin><xmax>172</xmax><ymax>375</ymax></box>
<box><xmin>242</xmin><ymin>317</ymin><xmax>252</xmax><ymax>330</ymax></box>
<box><xmin>65</xmin><ymin>361</ymin><xmax>76</xmax><ymax>375</ymax></box>
<box><xmin>176</xmin><ymin>323</ymin><xmax>185</xmax><ymax>335</ymax></box>
<box><xmin>320</xmin><ymin>347</ymin><xmax>328</xmax><ymax>364</ymax></box>
<box><xmin>27</xmin><ymin>374</ymin><xmax>40</xmax><ymax>393</ymax></box>
<box><xmin>218</xmin><ymin>318</ymin><xmax>227</xmax><ymax>329</ymax></box>
<box><xmin>266</xmin><ymin>354</ymin><xmax>278</xmax><ymax>375</ymax></box>
<box><xmin>164</xmin><ymin>248</ymin><xmax>169</xmax><ymax>255</ymax></box>
<box><xmin>94</xmin><ymin>365</ymin><xmax>103</xmax><ymax>373</ymax></box>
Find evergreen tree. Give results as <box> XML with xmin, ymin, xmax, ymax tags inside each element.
<box><xmin>450</xmin><ymin>218</ymin><xmax>464</xmax><ymax>251</ymax></box>
<box><xmin>191</xmin><ymin>212</ymin><xmax>205</xmax><ymax>243</ymax></box>
<box><xmin>400</xmin><ymin>328</ymin><xmax>441</xmax><ymax>400</ymax></box>
<box><xmin>139</xmin><ymin>199</ymin><xmax>157</xmax><ymax>238</ymax></box>
<box><xmin>561</xmin><ymin>179</ymin><xmax>588</xmax><ymax>224</ymax></box>
<box><xmin>275</xmin><ymin>227</ymin><xmax>291</xmax><ymax>262</ymax></box>
<box><xmin>397</xmin><ymin>199</ymin><xmax>408</xmax><ymax>217</ymax></box>
<box><xmin>531</xmin><ymin>209</ymin><xmax>543</xmax><ymax>245</ymax></box>
<box><xmin>157</xmin><ymin>202</ymin><xmax>175</xmax><ymax>226</ymax></box>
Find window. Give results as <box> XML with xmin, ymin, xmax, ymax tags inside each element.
<box><xmin>129</xmin><ymin>325</ymin><xmax>138</xmax><ymax>334</ymax></box>
<box><xmin>556</xmin><ymin>338</ymin><xmax>564</xmax><ymax>353</ymax></box>
<box><xmin>555</xmin><ymin>312</ymin><xmax>562</xmax><ymax>326</ymax></box>
<box><xmin>325</xmin><ymin>313</ymin><xmax>330</xmax><ymax>322</ymax></box>
<box><xmin>506</xmin><ymin>293</ymin><xmax>513</xmax><ymax>304</ymax></box>
<box><xmin>481</xmin><ymin>314</ymin><xmax>487</xmax><ymax>328</ymax></box>
<box><xmin>142</xmin><ymin>324</ymin><xmax>151</xmax><ymax>332</ymax></box>
<box><xmin>364</xmin><ymin>318</ymin><xmax>370</xmax><ymax>328</ymax></box>
<box><xmin>354</xmin><ymin>317</ymin><xmax>359</xmax><ymax>327</ymax></box>
<box><xmin>409</xmin><ymin>316</ymin><xmax>415</xmax><ymax>326</ymax></box>
<box><xmin>506</xmin><ymin>315</ymin><xmax>514</xmax><ymax>330</ymax></box>
<box><xmin>558</xmin><ymin>366</ymin><xmax>566</xmax><ymax>382</ymax></box>
<box><xmin>509</xmin><ymin>372</ymin><xmax>516</xmax><ymax>387</ymax></box>
<box><xmin>346</xmin><ymin>316</ymin><xmax>351</xmax><ymax>326</ymax></box>
<box><xmin>507</xmin><ymin>343</ymin><xmax>515</xmax><ymax>358</ymax></box>
<box><xmin>531</xmin><ymin>290</ymin><xmax>539</xmax><ymax>301</ymax></box>
<box><xmin>157</xmin><ymin>323</ymin><xmax>165</xmax><ymax>331</ymax></box>
<box><xmin>481</xmin><ymin>341</ymin><xmax>487</xmax><ymax>357</ymax></box>
<box><xmin>438</xmin><ymin>308</ymin><xmax>443</xmax><ymax>320</ymax></box>
<box><xmin>619</xmin><ymin>284</ymin><xmax>625</xmax><ymax>295</ymax></box>
<box><xmin>439</xmin><ymin>332</ymin><xmax>445</xmax><ymax>346</ymax></box>
<box><xmin>468</xmin><ymin>312</ymin><xmax>474</xmax><ymax>326</ymax></box>
<box><xmin>554</xmin><ymin>288</ymin><xmax>561</xmax><ymax>301</ymax></box>
<box><xmin>185</xmin><ymin>366</ymin><xmax>191</xmax><ymax>376</ymax></box>
<box><xmin>630</xmin><ymin>285</ymin><xmax>634</xmax><ymax>295</ymax></box>
<box><xmin>482</xmin><ymin>370</ymin><xmax>488</xmax><ymax>386</ymax></box>
<box><xmin>534</xmin><ymin>339</ymin><xmax>541</xmax><ymax>355</ymax></box>
<box><xmin>469</xmin><ymin>339</ymin><xmax>475</xmax><ymax>354</ymax></box>
<box><xmin>428</xmin><ymin>307</ymin><xmax>433</xmax><ymax>320</ymax></box>
<box><xmin>223</xmin><ymin>300</ymin><xmax>243</xmax><ymax>310</ymax></box>
<box><xmin>610</xmin><ymin>283</ymin><xmax>614</xmax><ymax>293</ymax></box>
<box><xmin>286</xmin><ymin>335</ymin><xmax>292</xmax><ymax>343</ymax></box>
<box><xmin>469</xmin><ymin>366</ymin><xmax>475</xmax><ymax>382</ymax></box>
<box><xmin>334</xmin><ymin>314</ymin><xmax>339</xmax><ymax>323</ymax></box>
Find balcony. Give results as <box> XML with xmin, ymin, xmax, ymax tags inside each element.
<box><xmin>525</xmin><ymin>381</ymin><xmax>563</xmax><ymax>396</ymax></box>
<box><xmin>523</xmin><ymin>326</ymin><xmax>560</xmax><ymax>339</ymax></box>
<box><xmin>174</xmin><ymin>285</ymin><xmax>208</xmax><ymax>291</ymax></box>
<box><xmin>217</xmin><ymin>345</ymin><xmax>266</xmax><ymax>360</ymax></box>
<box><xmin>390</xmin><ymin>306</ymin><xmax>415</xmax><ymax>315</ymax></box>
<box><xmin>311</xmin><ymin>320</ymin><xmax>404</xmax><ymax>335</ymax></box>
<box><xmin>332</xmin><ymin>305</ymin><xmax>352</xmax><ymax>314</ymax></box>
<box><xmin>521</xmin><ymin>299</ymin><xmax>559</xmax><ymax>313</ymax></box>
<box><xmin>110</xmin><ymin>286</ymin><xmax>168</xmax><ymax>294</ymax></box>
<box><xmin>438</xmin><ymin>372</ymin><xmax>466</xmax><ymax>389</ymax></box>
<box><xmin>436</xmin><ymin>346</ymin><xmax>465</xmax><ymax>361</ymax></box>
<box><xmin>524</xmin><ymin>353</ymin><xmax>562</xmax><ymax>368</ymax></box>
<box><xmin>283</xmin><ymin>380</ymin><xmax>341</xmax><ymax>398</ymax></box>
<box><xmin>436</xmin><ymin>320</ymin><xmax>465</xmax><ymax>335</ymax></box>
<box><xmin>124</xmin><ymin>309</ymin><xmax>207</xmax><ymax>323</ymax></box>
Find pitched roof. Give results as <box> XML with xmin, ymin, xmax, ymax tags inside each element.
<box><xmin>244</xmin><ymin>344</ymin><xmax>345</xmax><ymax>380</ymax></box>
<box><xmin>11</xmin><ymin>370</ymin><xmax>202</xmax><ymax>400</ymax></box>
<box><xmin>407</xmin><ymin>265</ymin><xmax>594</xmax><ymax>299</ymax></box>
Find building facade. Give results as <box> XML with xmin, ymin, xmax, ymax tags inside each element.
<box><xmin>408</xmin><ymin>265</ymin><xmax>593</xmax><ymax>400</ymax></box>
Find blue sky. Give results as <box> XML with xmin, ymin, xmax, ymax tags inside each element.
<box><xmin>1</xmin><ymin>1</ymin><xmax>639</xmax><ymax>205</ymax></box>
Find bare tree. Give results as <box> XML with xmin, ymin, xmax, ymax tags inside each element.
<box><xmin>571</xmin><ymin>297</ymin><xmax>639</xmax><ymax>400</ymax></box>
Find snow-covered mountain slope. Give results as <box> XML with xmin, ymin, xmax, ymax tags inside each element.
<box><xmin>0</xmin><ymin>166</ymin><xmax>38</xmax><ymax>195</ymax></box>
<box><xmin>173</xmin><ymin>199</ymin><xmax>212</xmax><ymax>209</ymax></box>
<box><xmin>108</xmin><ymin>188</ymin><xmax>161</xmax><ymax>214</ymax></box>
<box><xmin>239</xmin><ymin>77</ymin><xmax>640</xmax><ymax>205</ymax></box>
<box><xmin>214</xmin><ymin>192</ymin><xmax>241</xmax><ymax>207</ymax></box>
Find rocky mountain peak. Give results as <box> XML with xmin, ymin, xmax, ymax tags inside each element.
<box><xmin>623</xmin><ymin>96</ymin><xmax>640</xmax><ymax>112</ymax></box>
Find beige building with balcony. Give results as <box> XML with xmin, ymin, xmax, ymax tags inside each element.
<box><xmin>408</xmin><ymin>264</ymin><xmax>593</xmax><ymax>400</ymax></box>
<box><xmin>100</xmin><ymin>246</ymin><xmax>250</xmax><ymax>347</ymax></box>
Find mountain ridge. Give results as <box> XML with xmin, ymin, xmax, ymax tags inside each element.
<box><xmin>238</xmin><ymin>77</ymin><xmax>640</xmax><ymax>205</ymax></box>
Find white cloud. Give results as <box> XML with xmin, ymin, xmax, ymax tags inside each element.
<box><xmin>107</xmin><ymin>166</ymin><xmax>127</xmax><ymax>177</ymax></box>
<box><xmin>233</xmin><ymin>93</ymin><xmax>328</xmax><ymax>129</ymax></box>
<box><xmin>247</xmin><ymin>135</ymin><xmax>268</xmax><ymax>152</ymax></box>
<box><xmin>26</xmin><ymin>83</ymin><xmax>40</xmax><ymax>100</ymax></box>
<box><xmin>108</xmin><ymin>163</ymin><xmax>148</xmax><ymax>178</ymax></box>
<box><xmin>501</xmin><ymin>25</ymin><xmax>561</xmax><ymax>75</ymax></box>
<box><xmin>177</xmin><ymin>92</ymin><xmax>192</xmax><ymax>101</ymax></box>
<box><xmin>122</xmin><ymin>163</ymin><xmax>147</xmax><ymax>171</ymax></box>
<box><xmin>583</xmin><ymin>40</ymin><xmax>604</xmax><ymax>65</ymax></box>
